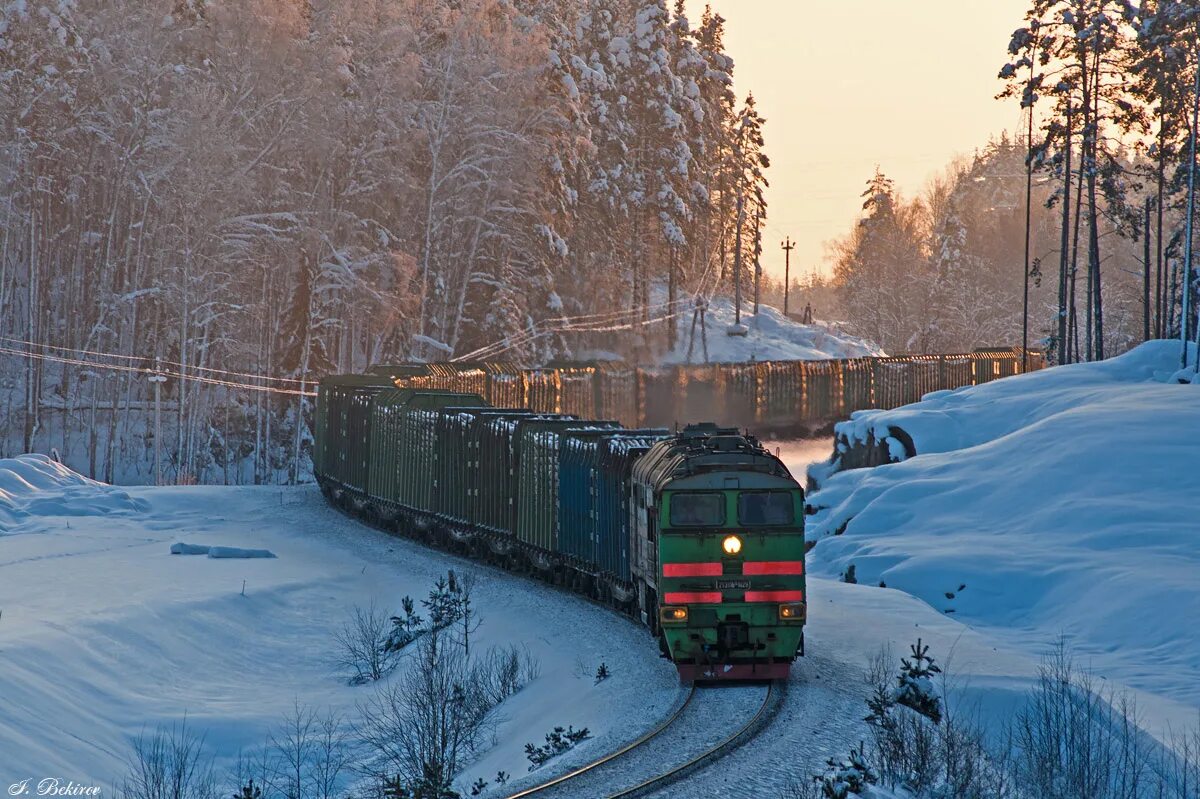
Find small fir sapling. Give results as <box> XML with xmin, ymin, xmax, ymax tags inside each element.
<box><xmin>894</xmin><ymin>638</ymin><xmax>942</xmax><ymax>723</ymax></box>
<box><xmin>525</xmin><ymin>726</ymin><xmax>592</xmax><ymax>769</ymax></box>
<box><xmin>595</xmin><ymin>662</ymin><xmax>610</xmax><ymax>683</ymax></box>
<box><xmin>386</xmin><ymin>595</ymin><xmax>424</xmax><ymax>652</ymax></box>
<box><xmin>818</xmin><ymin>742</ymin><xmax>877</xmax><ymax>799</ymax></box>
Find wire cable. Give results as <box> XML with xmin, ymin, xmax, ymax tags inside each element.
<box><xmin>0</xmin><ymin>334</ymin><xmax>310</xmax><ymax>386</ymax></box>
<box><xmin>0</xmin><ymin>345</ymin><xmax>317</xmax><ymax>397</ymax></box>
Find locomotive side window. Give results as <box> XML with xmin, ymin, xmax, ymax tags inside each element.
<box><xmin>738</xmin><ymin>491</ymin><xmax>794</xmax><ymax>526</ymax></box>
<box><xmin>669</xmin><ymin>492</ymin><xmax>726</xmax><ymax>527</ymax></box>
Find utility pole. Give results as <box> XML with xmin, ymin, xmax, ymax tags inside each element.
<box><xmin>149</xmin><ymin>358</ymin><xmax>167</xmax><ymax>486</ymax></box>
<box><xmin>781</xmin><ymin>237</ymin><xmax>795</xmax><ymax>317</ymax></box>
<box><xmin>753</xmin><ymin>208</ymin><xmax>761</xmax><ymax>315</ymax></box>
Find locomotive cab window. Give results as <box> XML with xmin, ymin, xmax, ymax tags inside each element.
<box><xmin>669</xmin><ymin>492</ymin><xmax>725</xmax><ymax>527</ymax></box>
<box><xmin>738</xmin><ymin>491</ymin><xmax>795</xmax><ymax>526</ymax></box>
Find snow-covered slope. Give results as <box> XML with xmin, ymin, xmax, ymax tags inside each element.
<box><xmin>662</xmin><ymin>294</ymin><xmax>884</xmax><ymax>364</ymax></box>
<box><xmin>826</xmin><ymin>339</ymin><xmax>1192</xmax><ymax>468</ymax></box>
<box><xmin>0</xmin><ymin>473</ymin><xmax>680</xmax><ymax>790</ymax></box>
<box><xmin>804</xmin><ymin>341</ymin><xmax>1200</xmax><ymax>732</ymax></box>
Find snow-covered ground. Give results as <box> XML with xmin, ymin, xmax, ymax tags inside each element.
<box><xmin>0</xmin><ymin>446</ymin><xmax>1050</xmax><ymax>797</ymax></box>
<box><xmin>5</xmin><ymin>353</ymin><xmax>1197</xmax><ymax>798</ymax></box>
<box><xmin>662</xmin><ymin>294</ymin><xmax>884</xmax><ymax>364</ymax></box>
<box><xmin>0</xmin><ymin>458</ymin><xmax>680</xmax><ymax>792</ymax></box>
<box><xmin>802</xmin><ymin>340</ymin><xmax>1200</xmax><ymax>739</ymax></box>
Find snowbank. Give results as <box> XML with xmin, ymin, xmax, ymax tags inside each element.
<box><xmin>804</xmin><ymin>340</ymin><xmax>1200</xmax><ymax>725</ymax></box>
<box><xmin>828</xmin><ymin>340</ymin><xmax>1191</xmax><ymax>470</ymax></box>
<box><xmin>0</xmin><ymin>454</ymin><xmax>147</xmax><ymax>531</ymax></box>
<box><xmin>662</xmin><ymin>294</ymin><xmax>884</xmax><ymax>364</ymax></box>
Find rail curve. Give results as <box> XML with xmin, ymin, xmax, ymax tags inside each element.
<box><xmin>502</xmin><ymin>684</ymin><xmax>697</xmax><ymax>799</ymax></box>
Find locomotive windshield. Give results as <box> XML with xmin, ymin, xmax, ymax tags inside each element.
<box><xmin>669</xmin><ymin>492</ymin><xmax>726</xmax><ymax>527</ymax></box>
<box><xmin>738</xmin><ymin>491</ymin><xmax>795</xmax><ymax>526</ymax></box>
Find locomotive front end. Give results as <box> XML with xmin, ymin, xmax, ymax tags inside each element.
<box><xmin>631</xmin><ymin>424</ymin><xmax>807</xmax><ymax>682</ymax></box>
<box><xmin>658</xmin><ymin>483</ymin><xmax>806</xmax><ymax>681</ymax></box>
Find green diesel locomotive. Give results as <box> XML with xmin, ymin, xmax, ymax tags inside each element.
<box><xmin>313</xmin><ymin>376</ymin><xmax>806</xmax><ymax>681</ymax></box>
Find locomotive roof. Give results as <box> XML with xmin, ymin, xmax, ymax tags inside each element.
<box><xmin>632</xmin><ymin>423</ymin><xmax>796</xmax><ymax>494</ymax></box>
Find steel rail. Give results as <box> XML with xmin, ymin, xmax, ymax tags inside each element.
<box><xmin>502</xmin><ymin>684</ymin><xmax>697</xmax><ymax>799</ymax></box>
<box><xmin>604</xmin><ymin>681</ymin><xmax>777</xmax><ymax>799</ymax></box>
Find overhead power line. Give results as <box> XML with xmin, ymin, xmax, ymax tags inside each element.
<box><xmin>0</xmin><ymin>334</ymin><xmax>311</xmax><ymax>386</ymax></box>
<box><xmin>0</xmin><ymin>345</ymin><xmax>317</xmax><ymax>397</ymax></box>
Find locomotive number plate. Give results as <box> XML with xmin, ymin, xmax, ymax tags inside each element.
<box><xmin>715</xmin><ymin>579</ymin><xmax>750</xmax><ymax>590</ymax></box>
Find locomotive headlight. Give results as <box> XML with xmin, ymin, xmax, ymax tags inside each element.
<box><xmin>722</xmin><ymin>535</ymin><xmax>742</xmax><ymax>555</ymax></box>
<box><xmin>660</xmin><ymin>606</ymin><xmax>688</xmax><ymax>624</ymax></box>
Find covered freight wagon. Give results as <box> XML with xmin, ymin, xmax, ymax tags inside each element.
<box><xmin>314</xmin><ymin>374</ymin><xmax>397</xmax><ymax>494</ymax></box>
<box><xmin>515</xmin><ymin>419</ymin><xmax>619</xmax><ymax>554</ymax></box>
<box><xmin>368</xmin><ymin>391</ymin><xmax>486</xmax><ymax>514</ymax></box>
<box><xmin>558</xmin><ymin>429</ymin><xmax>670</xmax><ymax>583</ymax></box>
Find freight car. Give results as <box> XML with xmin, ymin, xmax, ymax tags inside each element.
<box><xmin>384</xmin><ymin>349</ymin><xmax>1041</xmax><ymax>433</ymax></box>
<box><xmin>313</xmin><ymin>377</ymin><xmax>807</xmax><ymax>681</ymax></box>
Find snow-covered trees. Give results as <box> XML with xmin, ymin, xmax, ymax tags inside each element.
<box><xmin>830</xmin><ymin>2</ymin><xmax>1200</xmax><ymax>362</ymax></box>
<box><xmin>831</xmin><ymin>138</ymin><xmax>1149</xmax><ymax>358</ymax></box>
<box><xmin>832</xmin><ymin>170</ymin><xmax>930</xmax><ymax>354</ymax></box>
<box><xmin>997</xmin><ymin>0</ymin><xmax>1200</xmax><ymax>364</ymax></box>
<box><xmin>0</xmin><ymin>0</ymin><xmax>764</xmax><ymax>483</ymax></box>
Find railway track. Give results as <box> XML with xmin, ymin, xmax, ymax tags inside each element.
<box><xmin>504</xmin><ymin>682</ymin><xmax>781</xmax><ymax>799</ymax></box>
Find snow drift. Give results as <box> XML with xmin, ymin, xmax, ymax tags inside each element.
<box><xmin>805</xmin><ymin>340</ymin><xmax>1200</xmax><ymax>715</ymax></box>
<box><xmin>825</xmin><ymin>339</ymin><xmax>1193</xmax><ymax>473</ymax></box>
<box><xmin>661</xmin><ymin>294</ymin><xmax>884</xmax><ymax>364</ymax></box>
<box><xmin>0</xmin><ymin>454</ymin><xmax>147</xmax><ymax>531</ymax></box>
<box><xmin>170</xmin><ymin>542</ymin><xmax>277</xmax><ymax>558</ymax></box>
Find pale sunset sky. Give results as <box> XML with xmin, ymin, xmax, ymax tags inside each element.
<box><xmin>684</xmin><ymin>0</ymin><xmax>1030</xmax><ymax>279</ymax></box>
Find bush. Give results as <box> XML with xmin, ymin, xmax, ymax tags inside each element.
<box><xmin>818</xmin><ymin>743</ymin><xmax>877</xmax><ymax>799</ymax></box>
<box><xmin>524</xmin><ymin>726</ymin><xmax>591</xmax><ymax>770</ymax></box>
<box><xmin>357</xmin><ymin>626</ymin><xmax>542</xmax><ymax>797</ymax></box>
<box><xmin>335</xmin><ymin>600</ymin><xmax>399</xmax><ymax>685</ymax></box>
<box><xmin>120</xmin><ymin>719</ymin><xmax>218</xmax><ymax>799</ymax></box>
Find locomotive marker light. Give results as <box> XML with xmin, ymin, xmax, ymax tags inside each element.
<box><xmin>660</xmin><ymin>606</ymin><xmax>689</xmax><ymax>624</ymax></box>
<box><xmin>779</xmin><ymin>602</ymin><xmax>806</xmax><ymax>622</ymax></box>
<box><xmin>722</xmin><ymin>535</ymin><xmax>742</xmax><ymax>555</ymax></box>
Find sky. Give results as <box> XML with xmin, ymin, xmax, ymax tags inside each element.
<box><xmin>684</xmin><ymin>0</ymin><xmax>1030</xmax><ymax>280</ymax></box>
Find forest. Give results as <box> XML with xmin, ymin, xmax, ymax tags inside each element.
<box><xmin>2</xmin><ymin>0</ymin><xmax>1198</xmax><ymax>484</ymax></box>
<box><xmin>825</xmin><ymin>0</ymin><xmax>1200</xmax><ymax>361</ymax></box>
<box><xmin>0</xmin><ymin>0</ymin><xmax>766</xmax><ymax>483</ymax></box>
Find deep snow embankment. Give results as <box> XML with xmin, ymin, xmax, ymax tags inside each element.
<box><xmin>0</xmin><ymin>454</ymin><xmax>147</xmax><ymax>531</ymax></box>
<box><xmin>661</xmin><ymin>294</ymin><xmax>884</xmax><ymax>364</ymax></box>
<box><xmin>804</xmin><ymin>341</ymin><xmax>1200</xmax><ymax>731</ymax></box>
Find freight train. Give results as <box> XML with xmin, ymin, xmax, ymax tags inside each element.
<box><xmin>313</xmin><ymin>373</ymin><xmax>807</xmax><ymax>681</ymax></box>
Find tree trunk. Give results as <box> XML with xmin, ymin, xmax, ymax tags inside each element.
<box><xmin>1057</xmin><ymin>103</ymin><xmax>1073</xmax><ymax>364</ymax></box>
<box><xmin>1087</xmin><ymin>51</ymin><xmax>1104</xmax><ymax>360</ymax></box>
